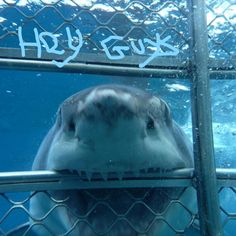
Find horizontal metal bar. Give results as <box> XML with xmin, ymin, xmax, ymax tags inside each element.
<box><xmin>0</xmin><ymin>169</ymin><xmax>235</xmax><ymax>192</ymax></box>
<box><xmin>0</xmin><ymin>58</ymin><xmax>189</xmax><ymax>78</ymax></box>
<box><xmin>216</xmin><ymin>168</ymin><xmax>236</xmax><ymax>179</ymax></box>
<box><xmin>0</xmin><ymin>48</ymin><xmax>188</xmax><ymax>67</ymax></box>
<box><xmin>0</xmin><ymin>57</ymin><xmax>235</xmax><ymax>79</ymax></box>
<box><xmin>0</xmin><ymin>48</ymin><xmax>235</xmax><ymax>70</ymax></box>
<box><xmin>0</xmin><ymin>169</ymin><xmax>194</xmax><ymax>192</ymax></box>
<box><xmin>209</xmin><ymin>70</ymin><xmax>236</xmax><ymax>80</ymax></box>
<box><xmin>216</xmin><ymin>168</ymin><xmax>236</xmax><ymax>187</ymax></box>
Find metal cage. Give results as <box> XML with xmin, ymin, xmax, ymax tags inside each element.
<box><xmin>0</xmin><ymin>0</ymin><xmax>235</xmax><ymax>235</ymax></box>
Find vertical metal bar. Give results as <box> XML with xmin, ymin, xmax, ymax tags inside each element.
<box><xmin>189</xmin><ymin>0</ymin><xmax>223</xmax><ymax>235</ymax></box>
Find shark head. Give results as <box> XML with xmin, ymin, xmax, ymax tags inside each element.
<box><xmin>30</xmin><ymin>85</ymin><xmax>194</xmax><ymax>235</ymax></box>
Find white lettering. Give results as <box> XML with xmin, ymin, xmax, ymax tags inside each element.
<box><xmin>18</xmin><ymin>27</ymin><xmax>179</xmax><ymax>68</ymax></box>
<box><xmin>18</xmin><ymin>27</ymin><xmax>42</xmax><ymax>58</ymax></box>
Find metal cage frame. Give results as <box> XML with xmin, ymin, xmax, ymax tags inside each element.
<box><xmin>0</xmin><ymin>0</ymin><xmax>236</xmax><ymax>235</ymax></box>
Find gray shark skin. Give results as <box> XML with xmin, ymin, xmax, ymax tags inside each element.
<box><xmin>29</xmin><ymin>84</ymin><xmax>195</xmax><ymax>236</ymax></box>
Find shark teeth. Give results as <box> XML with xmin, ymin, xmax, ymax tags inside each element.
<box><xmin>133</xmin><ymin>170</ymin><xmax>140</xmax><ymax>178</ymax></box>
<box><xmin>117</xmin><ymin>172</ymin><xmax>124</xmax><ymax>181</ymax></box>
<box><xmin>85</xmin><ymin>171</ymin><xmax>93</xmax><ymax>181</ymax></box>
<box><xmin>100</xmin><ymin>172</ymin><xmax>108</xmax><ymax>181</ymax></box>
<box><xmin>64</xmin><ymin>167</ymin><xmax>173</xmax><ymax>181</ymax></box>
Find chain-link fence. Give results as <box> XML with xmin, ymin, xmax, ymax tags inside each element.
<box><xmin>0</xmin><ymin>0</ymin><xmax>235</xmax><ymax>235</ymax></box>
<box><xmin>0</xmin><ymin>170</ymin><xmax>198</xmax><ymax>235</ymax></box>
<box><xmin>0</xmin><ymin>0</ymin><xmax>235</xmax><ymax>74</ymax></box>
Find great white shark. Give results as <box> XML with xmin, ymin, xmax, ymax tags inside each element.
<box><xmin>12</xmin><ymin>85</ymin><xmax>196</xmax><ymax>235</ymax></box>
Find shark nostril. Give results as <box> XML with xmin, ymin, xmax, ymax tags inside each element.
<box><xmin>146</xmin><ymin>116</ymin><xmax>155</xmax><ymax>130</ymax></box>
<box><xmin>95</xmin><ymin>102</ymin><xmax>102</xmax><ymax>109</ymax></box>
<box><xmin>83</xmin><ymin>139</ymin><xmax>95</xmax><ymax>148</ymax></box>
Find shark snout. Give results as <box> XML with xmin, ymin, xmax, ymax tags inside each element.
<box><xmin>80</xmin><ymin>91</ymin><xmax>137</xmax><ymax>127</ymax></box>
<box><xmin>94</xmin><ymin>96</ymin><xmax>135</xmax><ymax>121</ymax></box>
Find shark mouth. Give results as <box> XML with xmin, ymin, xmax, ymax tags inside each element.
<box><xmin>57</xmin><ymin>167</ymin><xmax>185</xmax><ymax>181</ymax></box>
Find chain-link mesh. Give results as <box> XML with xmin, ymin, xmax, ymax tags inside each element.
<box><xmin>0</xmin><ymin>0</ymin><xmax>236</xmax><ymax>235</ymax></box>
<box><xmin>0</xmin><ymin>187</ymin><xmax>197</xmax><ymax>236</ymax></box>
<box><xmin>0</xmin><ymin>0</ymin><xmax>234</xmax><ymax>70</ymax></box>
<box><xmin>0</xmin><ymin>0</ymin><xmax>191</xmax><ymax>67</ymax></box>
<box><xmin>206</xmin><ymin>0</ymin><xmax>236</xmax><ymax>69</ymax></box>
<box><xmin>219</xmin><ymin>187</ymin><xmax>236</xmax><ymax>235</ymax></box>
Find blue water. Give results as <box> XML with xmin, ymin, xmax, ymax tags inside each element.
<box><xmin>0</xmin><ymin>70</ymin><xmax>118</xmax><ymax>172</ymax></box>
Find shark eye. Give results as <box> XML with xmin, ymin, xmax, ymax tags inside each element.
<box><xmin>68</xmin><ymin>119</ymin><xmax>76</xmax><ymax>132</ymax></box>
<box><xmin>146</xmin><ymin>116</ymin><xmax>155</xmax><ymax>130</ymax></box>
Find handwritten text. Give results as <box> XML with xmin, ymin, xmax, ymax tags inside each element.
<box><xmin>18</xmin><ymin>27</ymin><xmax>179</xmax><ymax>68</ymax></box>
